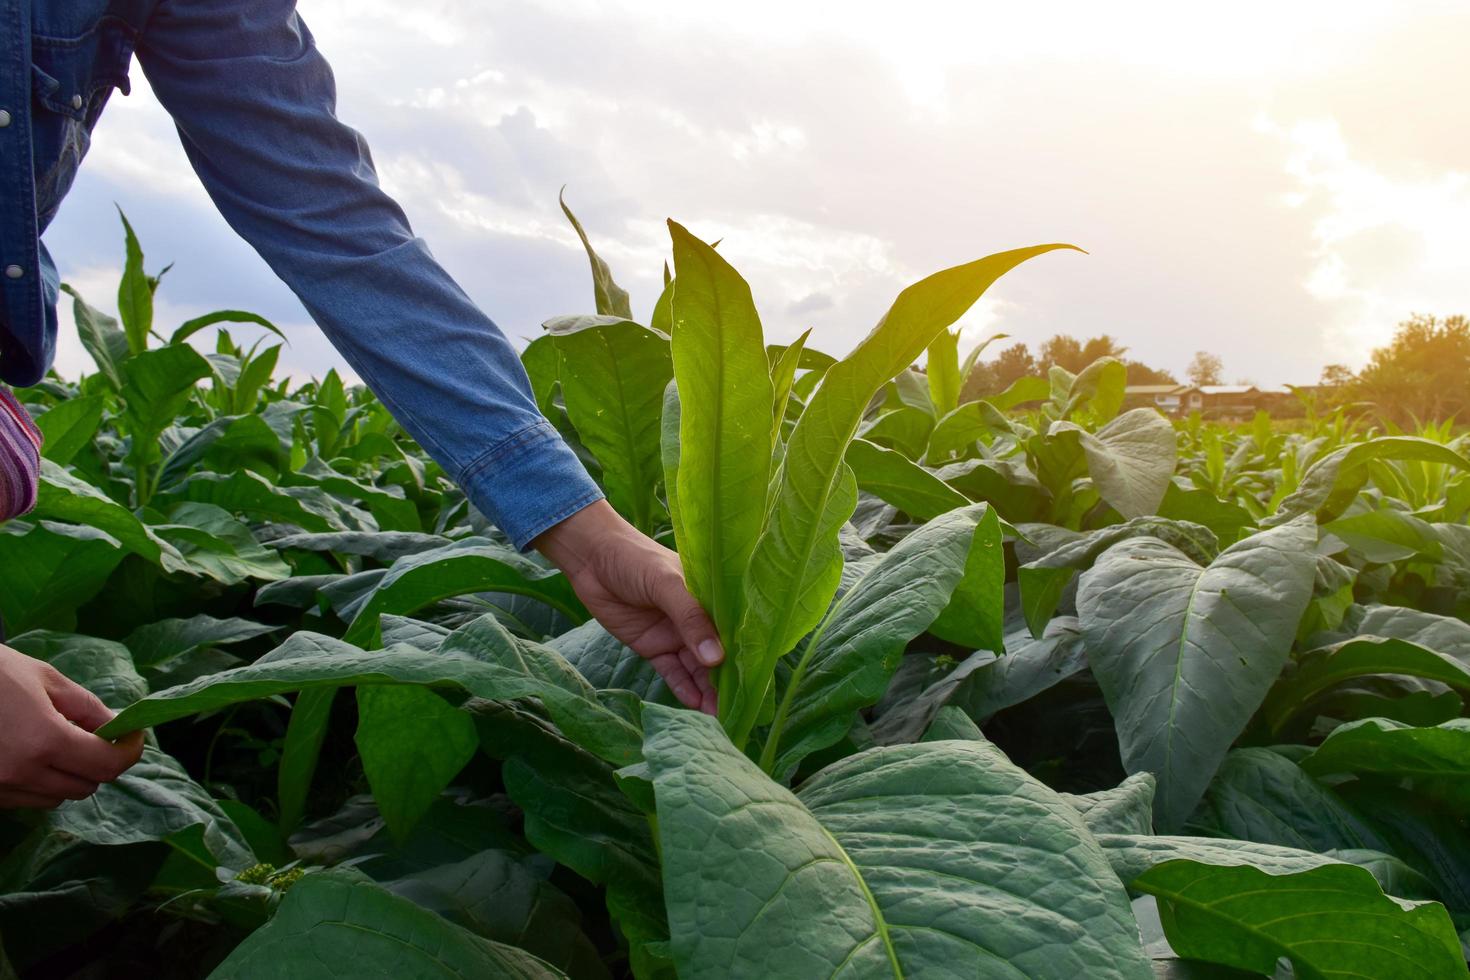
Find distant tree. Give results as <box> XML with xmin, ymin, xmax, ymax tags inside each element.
<box><xmin>1038</xmin><ymin>335</ymin><xmax>1085</xmax><ymax>374</ymax></box>
<box><xmin>1319</xmin><ymin>363</ymin><xmax>1357</xmax><ymax>387</ymax></box>
<box><xmin>1187</xmin><ymin>351</ymin><xmax>1224</xmax><ymax>387</ymax></box>
<box><xmin>1125</xmin><ymin>361</ymin><xmax>1177</xmax><ymax>386</ymax></box>
<box><xmin>1080</xmin><ymin>334</ymin><xmax>1129</xmax><ymax>365</ymax></box>
<box><xmin>987</xmin><ymin>342</ymin><xmax>1038</xmax><ymax>391</ymax></box>
<box><xmin>1351</xmin><ymin>314</ymin><xmax>1470</xmax><ymax>424</ymax></box>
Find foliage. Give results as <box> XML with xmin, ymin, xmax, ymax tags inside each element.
<box><xmin>2</xmin><ymin>209</ymin><xmax>1469</xmax><ymax>978</ymax></box>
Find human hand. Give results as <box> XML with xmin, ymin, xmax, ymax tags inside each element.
<box><xmin>531</xmin><ymin>500</ymin><xmax>723</xmax><ymax>715</ymax></box>
<box><xmin>0</xmin><ymin>645</ymin><xmax>146</xmax><ymax>809</ymax></box>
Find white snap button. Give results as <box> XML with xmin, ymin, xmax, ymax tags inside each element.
<box><xmin>4</xmin><ymin>265</ymin><xmax>23</xmax><ymax>279</ymax></box>
<box><xmin>0</xmin><ymin>110</ymin><xmax>11</xmax><ymax>128</ymax></box>
<box><xmin>70</xmin><ymin>94</ymin><xmax>84</xmax><ymax>110</ymax></box>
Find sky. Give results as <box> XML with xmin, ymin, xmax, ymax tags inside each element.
<box><xmin>44</xmin><ymin>0</ymin><xmax>1470</xmax><ymax>387</ymax></box>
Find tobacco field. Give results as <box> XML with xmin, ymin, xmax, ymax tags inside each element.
<box><xmin>2</xmin><ymin>208</ymin><xmax>1469</xmax><ymax>978</ymax></box>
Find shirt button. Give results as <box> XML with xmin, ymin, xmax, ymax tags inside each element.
<box><xmin>4</xmin><ymin>265</ymin><xmax>23</xmax><ymax>279</ymax></box>
<box><xmin>0</xmin><ymin>109</ymin><xmax>11</xmax><ymax>127</ymax></box>
<box><xmin>70</xmin><ymin>94</ymin><xmax>84</xmax><ymax>110</ymax></box>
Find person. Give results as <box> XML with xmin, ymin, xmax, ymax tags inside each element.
<box><xmin>0</xmin><ymin>0</ymin><xmax>723</xmax><ymax>810</ymax></box>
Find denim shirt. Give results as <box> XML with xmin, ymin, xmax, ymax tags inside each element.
<box><xmin>1</xmin><ymin>0</ymin><xmax>602</xmax><ymax>548</ymax></box>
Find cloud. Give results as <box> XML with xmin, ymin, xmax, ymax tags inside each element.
<box><xmin>37</xmin><ymin>0</ymin><xmax>1470</xmax><ymax>391</ymax></box>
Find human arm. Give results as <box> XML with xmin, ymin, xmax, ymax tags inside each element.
<box><xmin>0</xmin><ymin>645</ymin><xmax>145</xmax><ymax>809</ymax></box>
<box><xmin>134</xmin><ymin>3</ymin><xmax>723</xmax><ymax>705</ymax></box>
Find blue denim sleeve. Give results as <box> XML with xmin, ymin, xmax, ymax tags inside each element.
<box><xmin>134</xmin><ymin>0</ymin><xmax>603</xmax><ymax>549</ymax></box>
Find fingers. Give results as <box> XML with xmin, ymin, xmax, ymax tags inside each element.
<box><xmin>652</xmin><ymin>568</ymin><xmax>724</xmax><ymax>668</ymax></box>
<box><xmin>30</xmin><ymin>768</ymin><xmax>101</xmax><ymax>802</ymax></box>
<box><xmin>678</xmin><ymin>648</ymin><xmax>719</xmax><ymax>717</ymax></box>
<box><xmin>43</xmin><ymin>670</ymin><xmax>115</xmax><ymax>732</ymax></box>
<box><xmin>0</xmin><ymin>789</ymin><xmax>67</xmax><ymax>810</ymax></box>
<box><xmin>47</xmin><ymin>724</ymin><xmax>144</xmax><ymax>784</ymax></box>
<box><xmin>647</xmin><ymin>652</ymin><xmax>702</xmax><ymax>710</ymax></box>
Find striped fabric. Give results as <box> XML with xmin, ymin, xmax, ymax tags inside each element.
<box><xmin>0</xmin><ymin>386</ymin><xmax>42</xmax><ymax>521</ymax></box>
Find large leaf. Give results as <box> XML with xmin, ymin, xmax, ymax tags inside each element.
<box><xmin>544</xmin><ymin>315</ymin><xmax>671</xmax><ymax>532</ymax></box>
<box><xmin>1188</xmin><ymin>748</ymin><xmax>1391</xmax><ymax>854</ymax></box>
<box><xmin>62</xmin><ymin>284</ymin><xmax>128</xmax><ymax>390</ymax></box>
<box><xmin>207</xmin><ymin>870</ymin><xmax>566</xmax><ymax>979</ymax></box>
<box><xmin>845</xmin><ymin>438</ymin><xmax>970</xmax><ymax>519</ymax></box>
<box><xmin>760</xmin><ymin>504</ymin><xmax>999</xmax><ymax>777</ymax></box>
<box><xmin>123</xmin><ymin>614</ymin><xmax>282</xmax><ymax>669</ymax></box>
<box><xmin>1134</xmin><ymin>860</ymin><xmax>1468</xmax><ymax>980</ymax></box>
<box><xmin>666</xmin><ymin>221</ymin><xmax>773</xmax><ymax>644</ymax></box>
<box><xmin>119</xmin><ymin>345</ymin><xmax>212</xmax><ymax>476</ymax></box>
<box><xmin>9</xmin><ymin>630</ymin><xmax>147</xmax><ymax>708</ymax></box>
<box><xmin>1300</xmin><ymin>718</ymin><xmax>1470</xmax><ymax>812</ymax></box>
<box><xmin>116</xmin><ymin>210</ymin><xmax>153</xmax><ymax>354</ymax></box>
<box><xmin>1076</xmin><ymin>518</ymin><xmax>1317</xmax><ymax>829</ymax></box>
<box><xmin>1052</xmin><ymin>408</ymin><xmax>1177</xmax><ymax>519</ymax></box>
<box><xmin>1273</xmin><ymin>436</ymin><xmax>1470</xmax><ymax>524</ymax></box>
<box><xmin>560</xmin><ymin>191</ymin><xmax>633</xmax><ymax>320</ymax></box>
<box><xmin>355</xmin><ymin>686</ymin><xmax>478</xmax><ymax>841</ymax></box>
<box><xmin>380</xmin><ymin>851</ymin><xmax>609</xmax><ymax>979</ymax></box>
<box><xmin>100</xmin><ymin>623</ymin><xmax>640</xmax><ymax>765</ymax></box>
<box><xmin>34</xmin><ymin>395</ymin><xmax>104</xmax><ymax>465</ymax></box>
<box><xmin>51</xmin><ymin>745</ymin><xmax>254</xmax><ymax>870</ymax></box>
<box><xmin>0</xmin><ymin>523</ymin><xmax>124</xmax><ymax>634</ymax></box>
<box><xmin>32</xmin><ymin>460</ymin><xmax>187</xmax><ymax>572</ymax></box>
<box><xmin>340</xmin><ymin>538</ymin><xmax>585</xmax><ymax>646</ymax></box>
<box><xmin>925</xmin><ymin>328</ymin><xmax>961</xmax><ymax>415</ymax></box>
<box><xmin>472</xmin><ymin>700</ymin><xmax>671</xmax><ymax>974</ymax></box>
<box><xmin>871</xmin><ymin>617</ymin><xmax>1087</xmax><ymax>745</ymax></box>
<box><xmin>1258</xmin><ymin>636</ymin><xmax>1470</xmax><ymax>736</ymax></box>
<box><xmin>644</xmin><ymin>705</ymin><xmax>1150</xmax><ymax>979</ymax></box>
<box><xmin>730</xmin><ymin>244</ymin><xmax>1076</xmax><ymax>745</ymax></box>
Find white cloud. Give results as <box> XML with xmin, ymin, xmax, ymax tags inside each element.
<box><xmin>36</xmin><ymin>0</ymin><xmax>1470</xmax><ymax>392</ymax></box>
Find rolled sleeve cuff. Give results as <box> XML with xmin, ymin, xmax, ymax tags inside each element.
<box><xmin>458</xmin><ymin>421</ymin><xmax>604</xmax><ymax>551</ymax></box>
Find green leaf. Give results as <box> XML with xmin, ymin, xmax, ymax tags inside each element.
<box><xmin>666</xmin><ymin>220</ymin><xmax>774</xmax><ymax>643</ymax></box>
<box><xmin>1158</xmin><ymin>483</ymin><xmax>1255</xmax><ymax>548</ymax></box>
<box><xmin>1259</xmin><ymin>637</ymin><xmax>1470</xmax><ymax>737</ymax></box>
<box><xmin>769</xmin><ymin>329</ymin><xmax>811</xmax><ymax>445</ymax></box>
<box><xmin>1061</xmin><ymin>772</ymin><xmax>1158</xmax><ymax>836</ymax></box>
<box><xmin>925</xmin><ymin>328</ymin><xmax>961</xmax><ymax>415</ymax></box>
<box><xmin>1327</xmin><ymin>508</ymin><xmax>1442</xmax><ymax>564</ymax></box>
<box><xmin>119</xmin><ymin>345</ymin><xmax>212</xmax><ymax>499</ymax></box>
<box><xmin>1300</xmin><ymin>718</ymin><xmax>1470</xmax><ymax>812</ymax></box>
<box><xmin>1135</xmin><ymin>860</ymin><xmax>1467</xmax><ymax>980</ymax></box>
<box><xmin>207</xmin><ymin>871</ymin><xmax>567</xmax><ymax>979</ymax></box>
<box><xmin>644</xmin><ymin>705</ymin><xmax>1150</xmax><ymax>979</ymax></box>
<box><xmin>116</xmin><ymin>209</ymin><xmax>153</xmax><ymax>354</ymax></box>
<box><xmin>0</xmin><ymin>523</ymin><xmax>124</xmax><ymax>634</ymax></box>
<box><xmin>169</xmin><ymin>310</ymin><xmax>286</xmax><ymax>348</ymax></box>
<box><xmin>547</xmin><ymin>620</ymin><xmax>669</xmax><ymax>702</ymax></box>
<box><xmin>926</xmin><ymin>505</ymin><xmax>1007</xmax><ymax>651</ymax></box>
<box><xmin>277</xmin><ymin>687</ymin><xmax>337</xmax><ymax>834</ymax></box>
<box><xmin>32</xmin><ymin>460</ymin><xmax>188</xmax><ymax>572</ymax></box>
<box><xmin>355</xmin><ymin>686</ymin><xmax>478</xmax><ymax>841</ymax></box>
<box><xmin>1076</xmin><ymin>518</ymin><xmax>1318</xmax><ymax>829</ymax></box>
<box><xmin>380</xmin><ymin>851</ymin><xmax>610</xmax><ymax>980</ymax></box>
<box><xmin>761</xmin><ymin>504</ymin><xmax>998</xmax><ymax>778</ymax></box>
<box><xmin>155</xmin><ymin>470</ymin><xmax>346</xmax><ymax>533</ymax></box>
<box><xmin>871</xmin><ymin>618</ymin><xmax>1087</xmax><ymax>745</ymax></box>
<box><xmin>34</xmin><ymin>395</ymin><xmax>104</xmax><ymax>465</ymax></box>
<box><xmin>267</xmin><ymin>530</ymin><xmax>447</xmax><ymax>564</ymax></box>
<box><xmin>1054</xmin><ymin>408</ymin><xmax>1178</xmax><ymax>519</ymax></box>
<box><xmin>123</xmin><ymin>614</ymin><xmax>282</xmax><ymax>668</ymax></box>
<box><xmin>62</xmin><ymin>284</ymin><xmax>129</xmax><ymax>390</ymax></box>
<box><xmin>521</xmin><ymin>334</ymin><xmax>560</xmax><ymax>418</ymax></box>
<box><xmin>1274</xmin><ymin>437</ymin><xmax>1470</xmax><ymax>524</ymax></box>
<box><xmin>846</xmin><ymin>438</ymin><xmax>971</xmax><ymax>519</ymax></box>
<box><xmin>861</xmin><ymin>406</ymin><xmax>935</xmax><ymax>459</ymax></box>
<box><xmin>52</xmin><ymin>745</ymin><xmax>254</xmax><ymax>870</ymax></box>
<box><xmin>340</xmin><ymin>539</ymin><xmax>585</xmax><ymax>647</ymax></box>
<box><xmin>924</xmin><ymin>399</ymin><xmax>1014</xmax><ymax>463</ymax></box>
<box><xmin>732</xmin><ymin>243</ymin><xmax>1077</xmax><ymax>746</ymax></box>
<box><xmin>471</xmin><ymin>700</ymin><xmax>670</xmax><ymax>972</ymax></box>
<box><xmin>154</xmin><ymin>501</ymin><xmax>291</xmax><ymax>585</ymax></box>
<box><xmin>1064</xmin><ymin>357</ymin><xmax>1128</xmax><ymax>424</ymax></box>
<box><xmin>1189</xmin><ymin>748</ymin><xmax>1392</xmax><ymax>853</ymax></box>
<box><xmin>544</xmin><ymin>315</ymin><xmax>672</xmax><ymax>532</ymax></box>
<box><xmin>9</xmin><ymin>630</ymin><xmax>147</xmax><ymax>709</ymax></box>
<box><xmin>560</xmin><ymin>190</ymin><xmax>633</xmax><ymax>320</ymax></box>
<box><xmin>103</xmin><ymin>622</ymin><xmax>639</xmax><ymax>762</ymax></box>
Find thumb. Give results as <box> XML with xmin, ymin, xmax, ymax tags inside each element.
<box><xmin>43</xmin><ymin>670</ymin><xmax>115</xmax><ymax>733</ymax></box>
<box><xmin>653</xmin><ymin>568</ymin><xmax>724</xmax><ymax>668</ymax></box>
